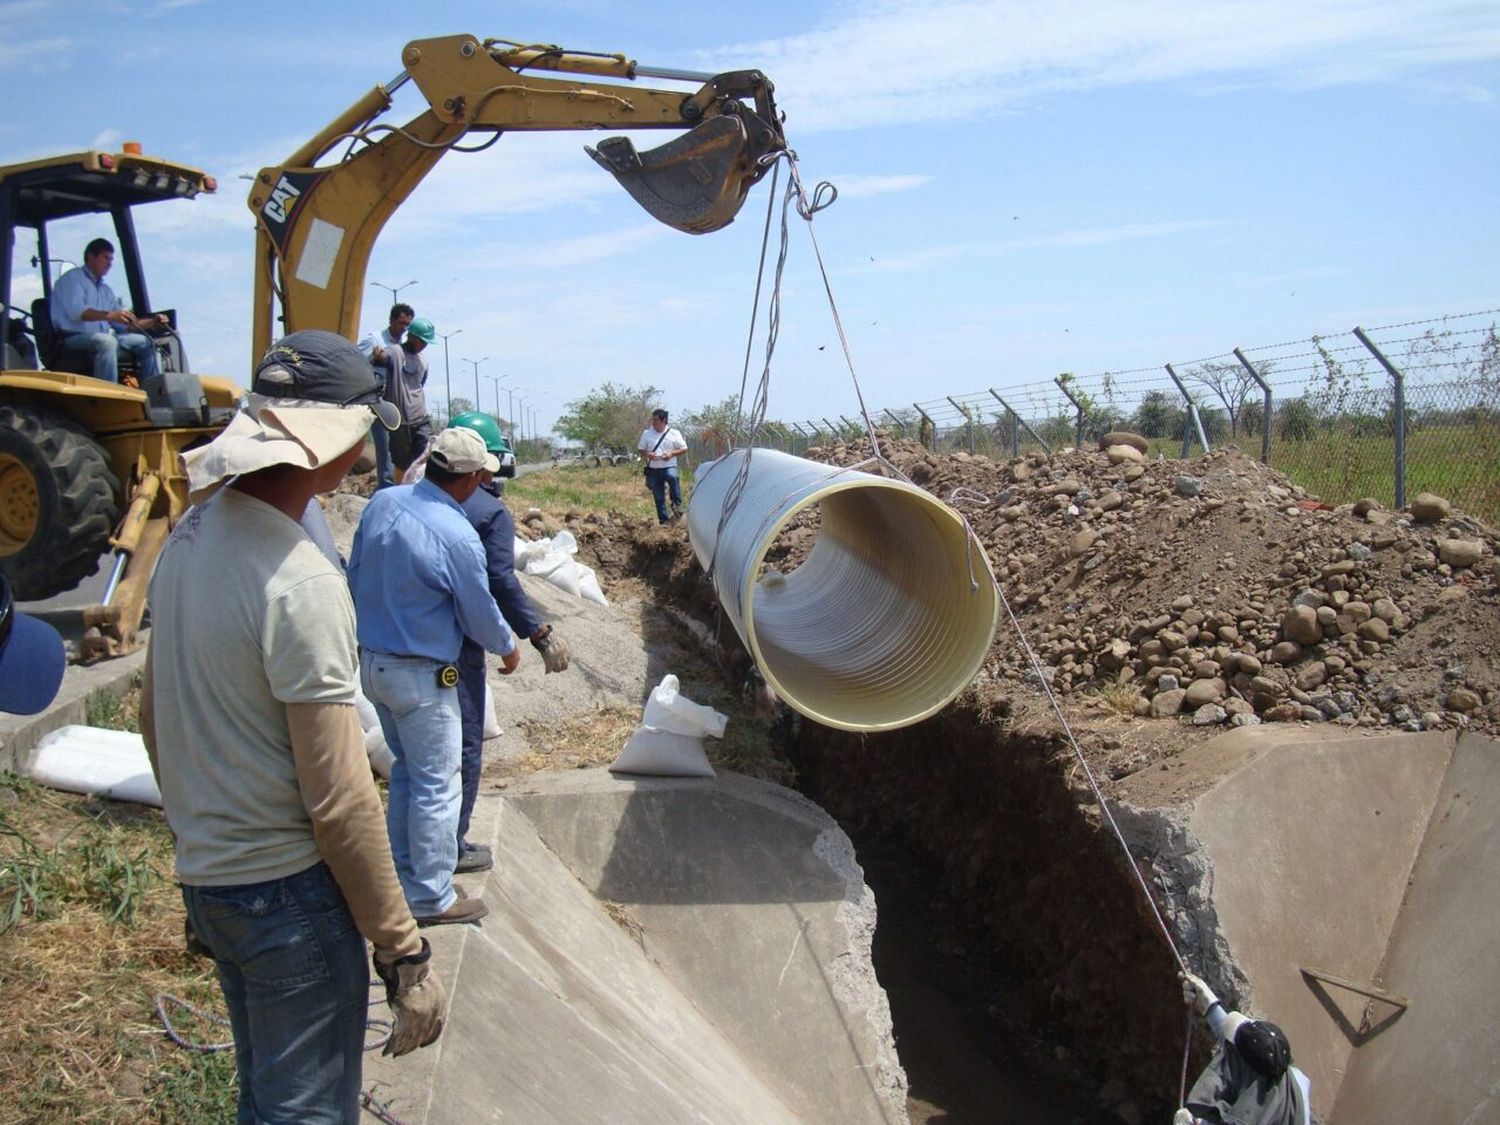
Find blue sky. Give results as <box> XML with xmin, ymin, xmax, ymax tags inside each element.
<box><xmin>5</xmin><ymin>0</ymin><xmax>1497</xmax><ymax>437</ymax></box>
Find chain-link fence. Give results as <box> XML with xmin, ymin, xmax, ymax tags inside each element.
<box><xmin>708</xmin><ymin>310</ymin><xmax>1498</xmax><ymax>524</ymax></box>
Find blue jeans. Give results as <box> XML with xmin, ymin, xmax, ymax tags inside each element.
<box><xmin>181</xmin><ymin>862</ymin><xmax>368</xmax><ymax>1124</ymax></box>
<box><xmin>370</xmin><ymin>424</ymin><xmax>397</xmax><ymax>489</ymax></box>
<box><xmin>361</xmin><ymin>652</ymin><xmax>462</xmax><ymax>916</ymax></box>
<box><xmin>455</xmin><ymin>640</ymin><xmax>488</xmax><ymax>849</ymax></box>
<box><xmin>61</xmin><ymin>329</ymin><xmax>160</xmax><ymax>383</ymax></box>
<box><xmin>646</xmin><ymin>465</ymin><xmax>682</xmax><ymax>523</ymax></box>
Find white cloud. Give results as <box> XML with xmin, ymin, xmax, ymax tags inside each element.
<box><xmin>823</xmin><ymin>173</ymin><xmax>931</xmax><ymax>199</ymax></box>
<box><xmin>708</xmin><ymin>0</ymin><xmax>1500</xmax><ymax>130</ymax></box>
<box><xmin>857</xmin><ymin>218</ymin><xmax>1221</xmax><ymax>272</ymax></box>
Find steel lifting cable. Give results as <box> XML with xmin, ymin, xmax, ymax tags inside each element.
<box><xmin>730</xmin><ymin>145</ymin><xmax>1199</xmax><ymax>1105</ymax></box>
<box><xmin>154</xmin><ymin>988</ymin><xmax>409</xmax><ymax>1124</ymax></box>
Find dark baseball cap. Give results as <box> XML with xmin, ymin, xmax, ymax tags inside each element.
<box><xmin>0</xmin><ymin>573</ymin><xmax>66</xmax><ymax>715</ymax></box>
<box><xmin>1235</xmin><ymin>1019</ymin><xmax>1293</xmax><ymax>1079</ymax></box>
<box><xmin>251</xmin><ymin>329</ymin><xmax>400</xmax><ymax>430</ymax></box>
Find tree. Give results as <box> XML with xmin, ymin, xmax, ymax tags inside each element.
<box><xmin>1189</xmin><ymin>360</ymin><xmax>1262</xmax><ymax>437</ymax></box>
<box><xmin>1132</xmin><ymin>390</ymin><xmax>1185</xmax><ymax>439</ymax></box>
<box><xmin>554</xmin><ymin>382</ymin><xmax>663</xmax><ymax>453</ymax></box>
<box><xmin>447</xmin><ymin>396</ymin><xmax>476</xmax><ymax>417</ymax></box>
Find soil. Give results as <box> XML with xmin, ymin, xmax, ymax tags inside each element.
<box><xmin>517</xmin><ymin>435</ymin><xmax>1498</xmax><ymax>1122</ymax></box>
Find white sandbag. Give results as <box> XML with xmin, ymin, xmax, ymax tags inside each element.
<box><xmin>483</xmin><ymin>679</ymin><xmax>503</xmax><ymax>739</ymax></box>
<box><xmin>353</xmin><ymin>682</ymin><xmax>380</xmax><ymax>733</ymax></box>
<box><xmin>29</xmin><ymin>725</ymin><xmax>162</xmax><ymax>807</ymax></box>
<box><xmin>642</xmin><ymin>674</ymin><xmax>728</xmax><ymax>739</ymax></box>
<box><xmin>550</xmin><ymin>529</ymin><xmax>579</xmax><ymax>556</ymax></box>
<box><xmin>364</xmin><ymin>725</ymin><xmax>394</xmax><ymax>780</ymax></box>
<box><xmin>577</xmin><ymin>566</ymin><xmax>608</xmax><ymax>606</ymax></box>
<box><xmin>609</xmin><ymin>724</ymin><xmax>716</xmax><ymax>779</ymax></box>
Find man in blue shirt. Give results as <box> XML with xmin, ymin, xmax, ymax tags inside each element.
<box><xmin>447</xmin><ymin>411</ymin><xmax>572</xmax><ymax>875</ymax></box>
<box><xmin>347</xmin><ymin>427</ymin><xmax>521</xmax><ymax>926</ymax></box>
<box><xmin>50</xmin><ymin>238</ymin><xmax>166</xmax><ymax>387</ymax></box>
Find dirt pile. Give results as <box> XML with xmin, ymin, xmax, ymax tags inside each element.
<box><xmin>797</xmin><ymin>433</ymin><xmax>1500</xmax><ymax>738</ymax></box>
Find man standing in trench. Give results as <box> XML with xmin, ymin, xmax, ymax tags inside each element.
<box><xmin>347</xmin><ymin>426</ymin><xmax>522</xmax><ymax>924</ymax></box>
<box><xmin>142</xmin><ymin>330</ymin><xmax>447</xmax><ymax>1123</ymax></box>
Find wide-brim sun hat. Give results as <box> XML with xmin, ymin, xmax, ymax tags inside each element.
<box><xmin>182</xmin><ymin>330</ymin><xmax>399</xmax><ymax>503</ymax></box>
<box><xmin>0</xmin><ymin>574</ymin><xmax>66</xmax><ymax>716</ymax></box>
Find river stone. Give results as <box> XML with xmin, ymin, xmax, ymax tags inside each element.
<box><xmin>1281</xmin><ymin>604</ymin><xmax>1321</xmax><ymax>644</ymax></box>
<box><xmin>1106</xmin><ymin>444</ymin><xmax>1146</xmax><ymax>465</ymax></box>
<box><xmin>1184</xmin><ymin>678</ymin><xmax>1226</xmax><ymax>707</ymax></box>
<box><xmin>1409</xmin><ymin>492</ymin><xmax>1450</xmax><ymax>522</ymax></box>
<box><xmin>1438</xmin><ymin>538</ymin><xmax>1483</xmax><ymax>568</ymax></box>
<box><xmin>1446</xmin><ymin>687</ymin><xmax>1481</xmax><ymax>712</ymax></box>
<box><xmin>1150</xmin><ymin>688</ymin><xmax>1187</xmax><ymax>718</ymax></box>
<box><xmin>1098</xmin><ymin>430</ymin><xmax>1149</xmax><ymax>454</ymax></box>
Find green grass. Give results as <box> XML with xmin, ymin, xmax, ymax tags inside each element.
<box><xmin>507</xmin><ymin>462</ymin><xmax>698</xmax><ymax>522</ymax></box>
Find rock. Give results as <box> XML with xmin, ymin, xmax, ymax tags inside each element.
<box><xmin>1352</xmin><ymin>498</ymin><xmax>1382</xmax><ymax>517</ymax></box>
<box><xmin>1263</xmin><ymin>702</ymin><xmax>1304</xmax><ymax>723</ymax></box>
<box><xmin>1438</xmin><ymin>538</ymin><xmax>1483</xmax><ymax>568</ymax></box>
<box><xmin>1281</xmin><ymin>604</ymin><xmax>1321</xmax><ymax>644</ymax></box>
<box><xmin>1150</xmin><ymin>688</ymin><xmax>1187</xmax><ymax>718</ymax></box>
<box><xmin>1296</xmin><ymin>661</ymin><xmax>1329</xmax><ymax>691</ymax></box>
<box><xmin>1174</xmin><ymin>475</ymin><xmax>1203</xmax><ymax>498</ymax></box>
<box><xmin>1097</xmin><ymin>431</ymin><xmax>1149</xmax><ymax>454</ymax></box>
<box><xmin>1069</xmin><ymin>528</ymin><xmax>1100</xmax><ymax>556</ymax></box>
<box><xmin>1409</xmin><ymin>492</ymin><xmax>1451</xmax><ymax>522</ymax></box>
<box><xmin>1106</xmin><ymin>444</ymin><xmax>1147</xmax><ymax>465</ymax></box>
<box><xmin>1184</xmin><ymin>678</ymin><xmax>1227</xmax><ymax>707</ymax></box>
<box><xmin>1270</xmin><ymin>640</ymin><xmax>1303</xmax><ymax>665</ymax></box>
<box><xmin>1358</xmin><ymin>618</ymin><xmax>1392</xmax><ymax>644</ymax></box>
<box><xmin>1446</xmin><ymin>687</ymin><xmax>1481</xmax><ymax>712</ymax></box>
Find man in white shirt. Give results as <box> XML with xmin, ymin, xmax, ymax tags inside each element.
<box><xmin>358</xmin><ymin>302</ymin><xmax>414</xmax><ymax>489</ymax></box>
<box><xmin>637</xmin><ymin>408</ymin><xmax>689</xmax><ymax>526</ymax></box>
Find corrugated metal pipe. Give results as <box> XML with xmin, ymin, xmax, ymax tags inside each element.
<box><xmin>686</xmin><ymin>449</ymin><xmax>999</xmax><ymax>732</ymax></box>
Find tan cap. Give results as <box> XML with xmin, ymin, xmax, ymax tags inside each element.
<box><xmin>428</xmin><ymin>426</ymin><xmax>499</xmax><ymax>475</ymax></box>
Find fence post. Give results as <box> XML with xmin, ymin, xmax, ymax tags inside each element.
<box><xmin>1053</xmin><ymin>377</ymin><xmax>1087</xmax><ymax>448</ymax></box>
<box><xmin>989</xmin><ymin>390</ymin><xmax>1050</xmax><ymax>454</ymax></box>
<box><xmin>945</xmin><ymin>396</ymin><xmax>977</xmax><ymax>454</ymax></box>
<box><xmin>1164</xmin><ymin>364</ymin><xmax>1212</xmax><ymax>456</ymax></box>
<box><xmin>881</xmin><ymin>408</ymin><xmax>907</xmax><ymax>437</ymax></box>
<box><xmin>1233</xmin><ymin>347</ymin><xmax>1273</xmax><ymax>465</ymax></box>
<box><xmin>913</xmin><ymin>404</ymin><xmax>935</xmax><ymax>450</ymax></box>
<box><xmin>987</xmin><ymin>390</ymin><xmax>1019</xmax><ymax>456</ymax></box>
<box><xmin>1352</xmin><ymin>326</ymin><xmax>1408</xmax><ymax>510</ymax></box>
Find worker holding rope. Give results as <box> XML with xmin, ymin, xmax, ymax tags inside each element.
<box><xmin>1175</xmin><ymin>973</ymin><xmax>1311</xmax><ymax>1125</ymax></box>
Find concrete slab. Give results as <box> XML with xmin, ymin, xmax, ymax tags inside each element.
<box><xmin>364</xmin><ymin>769</ymin><xmax>907</xmax><ymax>1124</ymax></box>
<box><xmin>1329</xmin><ymin>733</ymin><xmax>1500</xmax><ymax>1125</ymax></box>
<box><xmin>1187</xmin><ymin>727</ymin><xmax>1454</xmax><ymax>1121</ymax></box>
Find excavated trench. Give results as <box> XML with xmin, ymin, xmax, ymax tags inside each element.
<box><xmin>621</xmin><ymin>535</ymin><xmax>1197</xmax><ymax>1125</ymax></box>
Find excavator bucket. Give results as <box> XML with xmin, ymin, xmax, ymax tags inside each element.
<box><xmin>586</xmin><ymin>115</ymin><xmax>762</xmax><ymax>235</ymax></box>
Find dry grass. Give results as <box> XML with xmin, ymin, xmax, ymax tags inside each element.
<box><xmin>0</xmin><ymin>777</ymin><xmax>234</xmax><ymax>1124</ymax></box>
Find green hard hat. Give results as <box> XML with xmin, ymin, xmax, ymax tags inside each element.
<box><xmin>407</xmin><ymin>317</ymin><xmax>436</xmax><ymax>344</ymax></box>
<box><xmin>450</xmin><ymin>410</ymin><xmax>505</xmax><ymax>453</ymax></box>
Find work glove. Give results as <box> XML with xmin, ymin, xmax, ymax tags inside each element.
<box><xmin>530</xmin><ymin>626</ymin><xmax>571</xmax><ymax>674</ymax></box>
<box><xmin>1180</xmin><ymin>971</ymin><xmax>1219</xmax><ymax>1016</ymax></box>
<box><xmin>1174</xmin><ymin>1109</ymin><xmax>1196</xmax><ymax>1125</ymax></box>
<box><xmin>374</xmin><ymin>938</ymin><xmax>447</xmax><ymax>1057</ymax></box>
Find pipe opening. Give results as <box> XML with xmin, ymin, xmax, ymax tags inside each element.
<box><xmin>688</xmin><ymin>450</ymin><xmax>999</xmax><ymax>732</ymax></box>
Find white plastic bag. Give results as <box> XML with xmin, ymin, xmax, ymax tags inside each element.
<box><xmin>642</xmin><ymin>674</ymin><xmax>728</xmax><ymax>738</ymax></box>
<box><xmin>364</xmin><ymin>725</ymin><xmax>395</xmax><ymax>780</ymax></box>
<box><xmin>483</xmin><ymin>679</ymin><xmax>503</xmax><ymax>739</ymax></box>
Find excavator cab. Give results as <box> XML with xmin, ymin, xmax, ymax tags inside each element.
<box><xmin>0</xmin><ymin>148</ymin><xmax>240</xmax><ymax>657</ymax></box>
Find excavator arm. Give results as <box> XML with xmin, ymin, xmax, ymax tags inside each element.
<box><xmin>248</xmin><ymin>34</ymin><xmax>785</xmax><ymax>355</ymax></box>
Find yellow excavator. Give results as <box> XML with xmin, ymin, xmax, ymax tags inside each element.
<box><xmin>1</xmin><ymin>34</ymin><xmax>782</xmax><ymax>661</ymax></box>
<box><xmin>248</xmin><ymin>34</ymin><xmax>785</xmax><ymax>352</ymax></box>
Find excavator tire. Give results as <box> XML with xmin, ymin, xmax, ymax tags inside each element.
<box><xmin>0</xmin><ymin>403</ymin><xmax>120</xmax><ymax>600</ymax></box>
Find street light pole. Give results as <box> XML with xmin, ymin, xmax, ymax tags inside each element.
<box><xmin>462</xmin><ymin>357</ymin><xmax>489</xmax><ymax>408</ymax></box>
<box><xmin>369</xmin><ymin>278</ymin><xmax>419</xmax><ymax>306</ymax></box>
<box><xmin>437</xmin><ymin>328</ymin><xmax>462</xmax><ymax>419</ymax></box>
<box><xmin>484</xmin><ymin>375</ymin><xmax>502</xmax><ymax>419</ymax></box>
<box><xmin>506</xmin><ymin>388</ymin><xmax>515</xmax><ymax>440</ymax></box>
